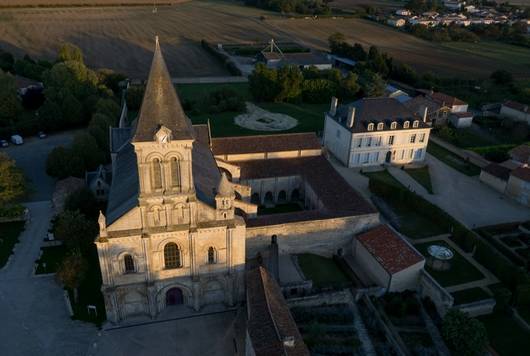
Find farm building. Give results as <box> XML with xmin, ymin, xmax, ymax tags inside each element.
<box><xmin>480</xmin><ymin>163</ymin><xmax>510</xmax><ymax>193</ymax></box>
<box><xmin>256</xmin><ymin>51</ymin><xmax>332</xmax><ymax>70</ymax></box>
<box><xmin>500</xmin><ymin>100</ymin><xmax>530</xmax><ymax>124</ymax></box>
<box><xmin>505</xmin><ymin>167</ymin><xmax>530</xmax><ymax>207</ymax></box>
<box><xmin>449</xmin><ymin>112</ymin><xmax>474</xmax><ymax>128</ymax></box>
<box><xmin>352</xmin><ymin>225</ymin><xmax>425</xmax><ymax>292</ymax></box>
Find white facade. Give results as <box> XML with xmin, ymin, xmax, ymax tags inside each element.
<box><xmin>449</xmin><ymin>114</ymin><xmax>473</xmax><ymax>128</ymax></box>
<box><xmin>500</xmin><ymin>104</ymin><xmax>530</xmax><ymax>124</ymax></box>
<box><xmin>323</xmin><ymin>113</ymin><xmax>431</xmax><ymax>168</ymax></box>
<box><xmin>506</xmin><ymin>175</ymin><xmax>530</xmax><ymax>206</ymax></box>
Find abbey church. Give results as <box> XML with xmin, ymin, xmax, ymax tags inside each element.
<box><xmin>95</xmin><ymin>39</ymin><xmax>380</xmax><ymax>323</ymax></box>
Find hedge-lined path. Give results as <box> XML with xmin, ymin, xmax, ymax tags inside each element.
<box><xmin>388</xmin><ymin>154</ymin><xmax>530</xmax><ymax>227</ymax></box>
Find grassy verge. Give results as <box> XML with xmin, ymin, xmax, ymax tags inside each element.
<box><xmin>478</xmin><ymin>312</ymin><xmax>530</xmax><ymax>355</ymax></box>
<box><xmin>451</xmin><ymin>287</ymin><xmax>491</xmax><ymax>305</ymax></box>
<box><xmin>427</xmin><ymin>141</ymin><xmax>481</xmax><ymax>176</ymax></box>
<box><xmin>35</xmin><ymin>245</ymin><xmax>67</xmax><ymax>274</ymax></box>
<box><xmin>297</xmin><ymin>253</ymin><xmax>351</xmax><ymax>289</ymax></box>
<box><xmin>414</xmin><ymin>240</ymin><xmax>485</xmax><ymax>287</ymax></box>
<box><xmin>364</xmin><ymin>170</ymin><xmax>449</xmax><ymax>238</ymax></box>
<box><xmin>405</xmin><ymin>166</ymin><xmax>433</xmax><ymax>194</ymax></box>
<box><xmin>0</xmin><ymin>221</ymin><xmax>25</xmax><ymax>268</ymax></box>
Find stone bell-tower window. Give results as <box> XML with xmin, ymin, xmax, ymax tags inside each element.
<box><xmin>170</xmin><ymin>157</ymin><xmax>181</xmax><ymax>189</ymax></box>
<box><xmin>152</xmin><ymin>158</ymin><xmax>163</xmax><ymax>190</ymax></box>
<box><xmin>164</xmin><ymin>243</ymin><xmax>181</xmax><ymax>269</ymax></box>
<box><xmin>124</xmin><ymin>254</ymin><xmax>135</xmax><ymax>273</ymax></box>
<box><xmin>207</xmin><ymin>247</ymin><xmax>216</xmax><ymax>264</ymax></box>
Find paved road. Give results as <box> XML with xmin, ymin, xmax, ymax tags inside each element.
<box><xmin>389</xmin><ymin>154</ymin><xmax>530</xmax><ymax>228</ymax></box>
<box><xmin>0</xmin><ymin>201</ymin><xmax>96</xmax><ymax>356</ymax></box>
<box><xmin>2</xmin><ymin>131</ymin><xmax>78</xmax><ymax>202</ymax></box>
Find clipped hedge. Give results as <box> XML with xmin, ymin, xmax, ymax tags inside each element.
<box><xmin>201</xmin><ymin>40</ymin><xmax>242</xmax><ymax>76</ymax></box>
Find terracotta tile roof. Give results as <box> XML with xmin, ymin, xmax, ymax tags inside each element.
<box><xmin>211</xmin><ymin>133</ymin><xmax>321</xmax><ymax>156</ymax></box>
<box><xmin>246</xmin><ymin>267</ymin><xmax>310</xmax><ymax>356</ymax></box>
<box><xmin>483</xmin><ymin>163</ymin><xmax>511</xmax><ymax>181</ymax></box>
<box><xmin>236</xmin><ymin>156</ymin><xmax>376</xmax><ymax>227</ymax></box>
<box><xmin>509</xmin><ymin>145</ymin><xmax>530</xmax><ymax>163</ymax></box>
<box><xmin>503</xmin><ymin>100</ymin><xmax>529</xmax><ymax>113</ymax></box>
<box><xmin>511</xmin><ymin>166</ymin><xmax>530</xmax><ymax>182</ymax></box>
<box><xmin>357</xmin><ymin>225</ymin><xmax>424</xmax><ymax>274</ymax></box>
<box><xmin>421</xmin><ymin>90</ymin><xmax>466</xmax><ymax>107</ymax></box>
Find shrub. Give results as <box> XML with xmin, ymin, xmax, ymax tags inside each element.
<box><xmin>442</xmin><ymin>309</ymin><xmax>488</xmax><ymax>356</ymax></box>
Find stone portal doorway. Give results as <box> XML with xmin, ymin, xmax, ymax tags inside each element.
<box><xmin>385</xmin><ymin>151</ymin><xmax>392</xmax><ymax>163</ymax></box>
<box><xmin>166</xmin><ymin>287</ymin><xmax>184</xmax><ymax>306</ymax></box>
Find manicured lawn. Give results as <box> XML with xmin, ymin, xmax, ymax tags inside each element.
<box><xmin>35</xmin><ymin>245</ymin><xmax>67</xmax><ymax>274</ymax></box>
<box><xmin>478</xmin><ymin>312</ymin><xmax>530</xmax><ymax>356</ymax></box>
<box><xmin>258</xmin><ymin>203</ymin><xmax>303</xmax><ymax>215</ymax></box>
<box><xmin>427</xmin><ymin>141</ymin><xmax>481</xmax><ymax>176</ymax></box>
<box><xmin>414</xmin><ymin>240</ymin><xmax>485</xmax><ymax>287</ymax></box>
<box><xmin>405</xmin><ymin>166</ymin><xmax>433</xmax><ymax>194</ymax></box>
<box><xmin>451</xmin><ymin>287</ymin><xmax>491</xmax><ymax>305</ymax></box>
<box><xmin>297</xmin><ymin>253</ymin><xmax>351</xmax><ymax>289</ymax></box>
<box><xmin>175</xmin><ymin>82</ymin><xmax>328</xmax><ymax>137</ymax></box>
<box><xmin>0</xmin><ymin>221</ymin><xmax>25</xmax><ymax>268</ymax></box>
<box><xmin>364</xmin><ymin>170</ymin><xmax>450</xmax><ymax>239</ymax></box>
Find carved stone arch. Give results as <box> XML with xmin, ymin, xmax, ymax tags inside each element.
<box><xmin>156</xmin><ymin>282</ymin><xmax>193</xmax><ymax>310</ymax></box>
<box><xmin>157</xmin><ymin>238</ymin><xmax>187</xmax><ymax>268</ymax></box>
<box><xmin>116</xmin><ymin>250</ymin><xmax>141</xmax><ymax>274</ymax></box>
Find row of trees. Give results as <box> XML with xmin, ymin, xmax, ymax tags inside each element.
<box><xmin>0</xmin><ymin>153</ymin><xmax>26</xmax><ymax>216</ymax></box>
<box><xmin>244</xmin><ymin>0</ymin><xmax>332</xmax><ymax>15</ymax></box>
<box><xmin>249</xmin><ymin>63</ymin><xmax>384</xmax><ymax>104</ymax></box>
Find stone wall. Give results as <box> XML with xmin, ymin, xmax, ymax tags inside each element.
<box><xmin>246</xmin><ymin>213</ymin><xmax>379</xmax><ymax>258</ymax></box>
<box><xmin>456</xmin><ymin>299</ymin><xmax>496</xmax><ymax>317</ymax></box>
<box><xmin>286</xmin><ymin>289</ymin><xmax>352</xmax><ymax>308</ymax></box>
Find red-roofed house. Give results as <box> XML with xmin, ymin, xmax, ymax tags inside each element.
<box><xmin>353</xmin><ymin>225</ymin><xmax>425</xmax><ymax>291</ymax></box>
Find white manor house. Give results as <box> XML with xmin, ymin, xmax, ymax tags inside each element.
<box><xmin>95</xmin><ymin>39</ymin><xmax>431</xmax><ymax>324</ymax></box>
<box><xmin>323</xmin><ymin>97</ymin><xmax>432</xmax><ymax>168</ymax></box>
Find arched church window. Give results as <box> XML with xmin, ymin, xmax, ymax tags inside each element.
<box><xmin>164</xmin><ymin>243</ymin><xmax>181</xmax><ymax>269</ymax></box>
<box><xmin>170</xmin><ymin>157</ymin><xmax>181</xmax><ymax>189</ymax></box>
<box><xmin>124</xmin><ymin>254</ymin><xmax>135</xmax><ymax>273</ymax></box>
<box><xmin>152</xmin><ymin>158</ymin><xmax>163</xmax><ymax>190</ymax></box>
<box><xmin>208</xmin><ymin>247</ymin><xmax>216</xmax><ymax>264</ymax></box>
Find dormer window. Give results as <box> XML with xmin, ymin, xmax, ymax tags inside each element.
<box><xmin>390</xmin><ymin>122</ymin><xmax>397</xmax><ymax>130</ymax></box>
<box><xmin>367</xmin><ymin>123</ymin><xmax>374</xmax><ymax>131</ymax></box>
<box><xmin>403</xmin><ymin>121</ymin><xmax>410</xmax><ymax>129</ymax></box>
<box><xmin>377</xmin><ymin>123</ymin><xmax>384</xmax><ymax>131</ymax></box>
<box><xmin>413</xmin><ymin>120</ymin><xmax>419</xmax><ymax>128</ymax></box>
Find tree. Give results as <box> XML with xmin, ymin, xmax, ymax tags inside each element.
<box><xmin>94</xmin><ymin>98</ymin><xmax>121</xmax><ymax>120</ymax></box>
<box><xmin>359</xmin><ymin>70</ymin><xmax>386</xmax><ymax>97</ymax></box>
<box><xmin>0</xmin><ymin>70</ymin><xmax>22</xmax><ymax>126</ymax></box>
<box><xmin>126</xmin><ymin>85</ymin><xmax>145</xmax><ymax>110</ymax></box>
<box><xmin>442</xmin><ymin>309</ymin><xmax>488</xmax><ymax>356</ymax></box>
<box><xmin>490</xmin><ymin>69</ymin><xmax>513</xmax><ymax>85</ymax></box>
<box><xmin>58</xmin><ymin>43</ymin><xmax>84</xmax><ymax>64</ymax></box>
<box><xmin>64</xmin><ymin>187</ymin><xmax>99</xmax><ymax>219</ymax></box>
<box><xmin>46</xmin><ymin>146</ymin><xmax>84</xmax><ymax>178</ymax></box>
<box><xmin>0</xmin><ymin>153</ymin><xmax>26</xmax><ymax>206</ymax></box>
<box><xmin>249</xmin><ymin>63</ymin><xmax>280</xmax><ymax>102</ymax></box>
<box><xmin>54</xmin><ymin>210</ymin><xmax>98</xmax><ymax>253</ymax></box>
<box><xmin>276</xmin><ymin>65</ymin><xmax>303</xmax><ymax>102</ymax></box>
<box><xmin>38</xmin><ymin>99</ymin><xmax>64</xmax><ymax>131</ymax></box>
<box><xmin>71</xmin><ymin>132</ymin><xmax>105</xmax><ymax>171</ymax></box>
<box><xmin>56</xmin><ymin>252</ymin><xmax>88</xmax><ymax>303</ymax></box>
<box><xmin>328</xmin><ymin>32</ymin><xmax>346</xmax><ymax>54</ymax></box>
<box><xmin>88</xmin><ymin>112</ymin><xmax>115</xmax><ymax>151</ymax></box>
<box><xmin>339</xmin><ymin>72</ymin><xmax>360</xmax><ymax>98</ymax></box>
<box><xmin>0</xmin><ymin>51</ymin><xmax>14</xmax><ymax>73</ymax></box>
<box><xmin>61</xmin><ymin>93</ymin><xmax>83</xmax><ymax>126</ymax></box>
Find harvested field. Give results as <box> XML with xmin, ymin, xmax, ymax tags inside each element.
<box><xmin>0</xmin><ymin>0</ymin><xmax>184</xmax><ymax>7</ymax></box>
<box><xmin>0</xmin><ymin>0</ymin><xmax>528</xmax><ymax>78</ymax></box>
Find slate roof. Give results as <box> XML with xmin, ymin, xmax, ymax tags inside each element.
<box><xmin>246</xmin><ymin>267</ymin><xmax>310</xmax><ymax>356</ymax></box>
<box><xmin>403</xmin><ymin>95</ymin><xmax>444</xmax><ymax>121</ymax></box>
<box><xmin>236</xmin><ymin>155</ymin><xmax>376</xmax><ymax>226</ymax></box>
<box><xmin>132</xmin><ymin>38</ymin><xmax>194</xmax><ymax>142</ymax></box>
<box><xmin>110</xmin><ymin>127</ymin><xmax>132</xmax><ymax>153</ymax></box>
<box><xmin>483</xmin><ymin>163</ymin><xmax>511</xmax><ymax>181</ymax></box>
<box><xmin>357</xmin><ymin>225</ymin><xmax>424</xmax><ymax>274</ymax></box>
<box><xmin>509</xmin><ymin>145</ymin><xmax>530</xmax><ymax>163</ymax></box>
<box><xmin>211</xmin><ymin>133</ymin><xmax>321</xmax><ymax>156</ymax></box>
<box><xmin>332</xmin><ymin>97</ymin><xmax>428</xmax><ymax>133</ymax></box>
<box><xmin>511</xmin><ymin>166</ymin><xmax>530</xmax><ymax>182</ymax></box>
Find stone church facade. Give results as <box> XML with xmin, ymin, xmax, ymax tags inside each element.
<box><xmin>96</xmin><ymin>39</ymin><xmax>380</xmax><ymax>323</ymax></box>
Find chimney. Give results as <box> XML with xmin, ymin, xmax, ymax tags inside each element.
<box><xmin>329</xmin><ymin>96</ymin><xmax>338</xmax><ymax>116</ymax></box>
<box><xmin>283</xmin><ymin>336</ymin><xmax>295</xmax><ymax>348</ymax></box>
<box><xmin>422</xmin><ymin>106</ymin><xmax>429</xmax><ymax>123</ymax></box>
<box><xmin>347</xmin><ymin>106</ymin><xmax>356</xmax><ymax>128</ymax></box>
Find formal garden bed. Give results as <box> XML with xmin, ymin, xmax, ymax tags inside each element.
<box><xmin>364</xmin><ymin>170</ymin><xmax>450</xmax><ymax>238</ymax></box>
<box><xmin>415</xmin><ymin>240</ymin><xmax>485</xmax><ymax>287</ymax></box>
<box><xmin>34</xmin><ymin>245</ymin><xmax>67</xmax><ymax>274</ymax></box>
<box><xmin>0</xmin><ymin>221</ymin><xmax>25</xmax><ymax>268</ymax></box>
<box><xmin>405</xmin><ymin>166</ymin><xmax>433</xmax><ymax>194</ymax></box>
<box><xmin>451</xmin><ymin>287</ymin><xmax>491</xmax><ymax>305</ymax></box>
<box><xmin>296</xmin><ymin>253</ymin><xmax>351</xmax><ymax>290</ymax></box>
<box><xmin>475</xmin><ymin>223</ymin><xmax>530</xmax><ymax>267</ymax></box>
<box><xmin>291</xmin><ymin>304</ymin><xmax>361</xmax><ymax>355</ymax></box>
<box><xmin>426</xmin><ymin>141</ymin><xmax>481</xmax><ymax>176</ymax></box>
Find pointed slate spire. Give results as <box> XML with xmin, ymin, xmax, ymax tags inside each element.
<box><xmin>217</xmin><ymin>172</ymin><xmax>234</xmax><ymax>197</ymax></box>
<box><xmin>133</xmin><ymin>36</ymin><xmax>193</xmax><ymax>142</ymax></box>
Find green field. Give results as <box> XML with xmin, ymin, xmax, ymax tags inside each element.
<box><xmin>297</xmin><ymin>253</ymin><xmax>351</xmax><ymax>289</ymax></box>
<box><xmin>415</xmin><ymin>240</ymin><xmax>485</xmax><ymax>287</ymax></box>
<box><xmin>441</xmin><ymin>41</ymin><xmax>530</xmax><ymax>69</ymax></box>
<box><xmin>427</xmin><ymin>142</ymin><xmax>481</xmax><ymax>176</ymax></box>
<box><xmin>176</xmin><ymin>83</ymin><xmax>328</xmax><ymax>137</ymax></box>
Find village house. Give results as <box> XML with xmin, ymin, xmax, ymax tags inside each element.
<box><xmin>404</xmin><ymin>95</ymin><xmax>451</xmax><ymax>126</ymax></box>
<box><xmin>323</xmin><ymin>97</ymin><xmax>431</xmax><ymax>168</ymax></box>
<box><xmin>449</xmin><ymin>111</ymin><xmax>474</xmax><ymax>128</ymax></box>
<box><xmin>85</xmin><ymin>165</ymin><xmax>112</xmax><ymax>202</ymax></box>
<box><xmin>500</xmin><ymin>100</ymin><xmax>530</xmax><ymax>124</ymax></box>
<box><xmin>505</xmin><ymin>167</ymin><xmax>530</xmax><ymax>207</ymax></box>
<box><xmin>395</xmin><ymin>9</ymin><xmax>411</xmax><ymax>16</ymax></box>
<box><xmin>387</xmin><ymin>17</ymin><xmax>406</xmax><ymax>27</ymax></box>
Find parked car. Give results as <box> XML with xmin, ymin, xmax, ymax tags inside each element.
<box><xmin>38</xmin><ymin>131</ymin><xmax>47</xmax><ymax>139</ymax></box>
<box><xmin>10</xmin><ymin>135</ymin><xmax>23</xmax><ymax>145</ymax></box>
<box><xmin>0</xmin><ymin>139</ymin><xmax>8</xmax><ymax>148</ymax></box>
